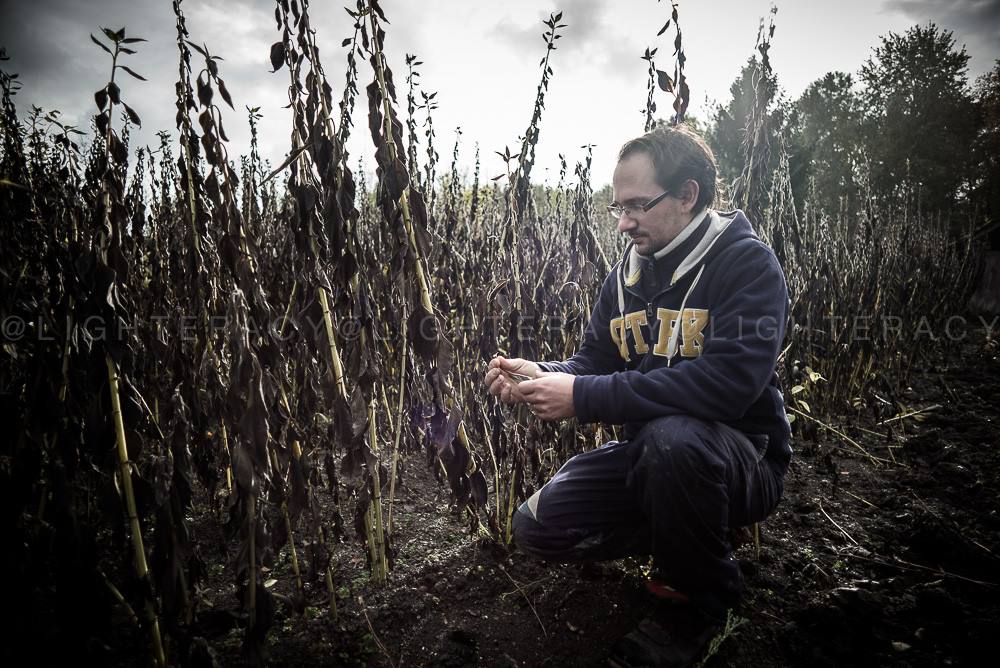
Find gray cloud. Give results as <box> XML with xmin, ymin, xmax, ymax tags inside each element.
<box><xmin>2</xmin><ymin>0</ymin><xmax>178</xmax><ymax>128</ymax></box>
<box><xmin>0</xmin><ymin>0</ymin><xmax>361</xmax><ymax>165</ymax></box>
<box><xmin>883</xmin><ymin>0</ymin><xmax>1000</xmax><ymax>76</ymax></box>
<box><xmin>492</xmin><ymin>0</ymin><xmax>603</xmax><ymax>53</ymax></box>
<box><xmin>491</xmin><ymin>0</ymin><xmax>637</xmax><ymax>77</ymax></box>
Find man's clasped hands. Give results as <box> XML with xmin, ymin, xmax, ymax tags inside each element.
<box><xmin>483</xmin><ymin>356</ymin><xmax>576</xmax><ymax>421</ymax></box>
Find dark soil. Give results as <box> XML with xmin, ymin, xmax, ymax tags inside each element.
<box><xmin>179</xmin><ymin>328</ymin><xmax>1000</xmax><ymax>667</ymax></box>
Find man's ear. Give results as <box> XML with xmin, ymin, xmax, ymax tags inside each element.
<box><xmin>678</xmin><ymin>179</ymin><xmax>700</xmax><ymax>212</ymax></box>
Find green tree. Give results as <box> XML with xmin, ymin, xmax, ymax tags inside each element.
<box><xmin>707</xmin><ymin>57</ymin><xmax>781</xmax><ymax>187</ymax></box>
<box><xmin>972</xmin><ymin>60</ymin><xmax>1000</xmax><ymax>247</ymax></box>
<box><xmin>787</xmin><ymin>72</ymin><xmax>864</xmax><ymax>220</ymax></box>
<box><xmin>859</xmin><ymin>23</ymin><xmax>978</xmax><ymax>211</ymax></box>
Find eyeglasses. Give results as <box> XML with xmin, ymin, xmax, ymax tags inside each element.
<box><xmin>606</xmin><ymin>190</ymin><xmax>672</xmax><ymax>220</ymax></box>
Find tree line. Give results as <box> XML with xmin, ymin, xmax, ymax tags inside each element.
<box><xmin>704</xmin><ymin>23</ymin><xmax>999</xmax><ymax>249</ymax></box>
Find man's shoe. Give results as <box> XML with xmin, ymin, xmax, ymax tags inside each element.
<box><xmin>608</xmin><ymin>606</ymin><xmax>720</xmax><ymax>668</ymax></box>
<box><xmin>644</xmin><ymin>578</ymin><xmax>691</xmax><ymax>604</ymax></box>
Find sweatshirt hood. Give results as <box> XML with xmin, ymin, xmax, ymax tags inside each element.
<box><xmin>614</xmin><ymin>209</ymin><xmax>755</xmax><ymax>320</ymax></box>
<box><xmin>621</xmin><ymin>209</ymin><xmax>754</xmax><ymax>289</ymax></box>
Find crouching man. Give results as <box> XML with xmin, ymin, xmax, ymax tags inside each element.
<box><xmin>484</xmin><ymin>124</ymin><xmax>791</xmax><ymax>667</ymax></box>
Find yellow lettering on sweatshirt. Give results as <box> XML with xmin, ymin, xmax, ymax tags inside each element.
<box><xmin>652</xmin><ymin>308</ymin><xmax>679</xmax><ymax>356</ymax></box>
<box><xmin>609</xmin><ymin>316</ymin><xmax>628</xmax><ymax>360</ymax></box>
<box><xmin>680</xmin><ymin>308</ymin><xmax>709</xmax><ymax>357</ymax></box>
<box><xmin>623</xmin><ymin>311</ymin><xmax>649</xmax><ymax>354</ymax></box>
<box><xmin>611</xmin><ymin>307</ymin><xmax>709</xmax><ymax>361</ymax></box>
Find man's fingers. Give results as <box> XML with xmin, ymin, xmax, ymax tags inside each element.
<box><xmin>487</xmin><ymin>357</ymin><xmax>537</xmax><ymax>405</ymax></box>
<box><xmin>487</xmin><ymin>372</ymin><xmax>506</xmax><ymax>396</ymax></box>
<box><xmin>489</xmin><ymin>374</ymin><xmax>526</xmax><ymax>404</ymax></box>
<box><xmin>501</xmin><ymin>383</ymin><xmax>522</xmax><ymax>404</ymax></box>
<box><xmin>489</xmin><ymin>356</ymin><xmax>515</xmax><ymax>372</ymax></box>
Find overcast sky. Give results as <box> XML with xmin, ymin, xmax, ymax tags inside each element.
<box><xmin>1</xmin><ymin>0</ymin><xmax>997</xmax><ymax>189</ymax></box>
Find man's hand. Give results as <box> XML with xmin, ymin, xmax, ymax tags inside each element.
<box><xmin>519</xmin><ymin>373</ymin><xmax>576</xmax><ymax>421</ymax></box>
<box><xmin>485</xmin><ymin>356</ymin><xmax>542</xmax><ymax>404</ymax></box>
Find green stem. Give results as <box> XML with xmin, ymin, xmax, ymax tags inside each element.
<box><xmin>367</xmin><ymin>398</ymin><xmax>388</xmax><ymax>583</ymax></box>
<box><xmin>386</xmin><ymin>309</ymin><xmax>408</xmax><ymax>538</ymax></box>
<box><xmin>107</xmin><ymin>355</ymin><xmax>166</xmax><ymax>666</ymax></box>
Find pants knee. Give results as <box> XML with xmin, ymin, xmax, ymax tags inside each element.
<box><xmin>512</xmin><ymin>503</ymin><xmax>569</xmax><ymax>559</ymax></box>
<box><xmin>511</xmin><ymin>502</ymin><xmax>533</xmax><ymax>544</ymax></box>
<box><xmin>633</xmin><ymin>415</ymin><xmax>717</xmax><ymax>474</ymax></box>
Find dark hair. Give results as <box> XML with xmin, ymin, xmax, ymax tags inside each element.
<box><xmin>618</xmin><ymin>123</ymin><xmax>718</xmax><ymax>212</ymax></box>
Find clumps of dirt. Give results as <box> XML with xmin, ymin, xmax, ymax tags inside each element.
<box><xmin>716</xmin><ymin>331</ymin><xmax>1000</xmax><ymax>668</ymax></box>
<box><xmin>188</xmin><ymin>330</ymin><xmax>998</xmax><ymax>667</ymax></box>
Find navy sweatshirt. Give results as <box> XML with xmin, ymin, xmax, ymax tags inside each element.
<box><xmin>540</xmin><ymin>208</ymin><xmax>792</xmax><ymax>465</ymax></box>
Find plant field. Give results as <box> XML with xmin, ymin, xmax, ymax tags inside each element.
<box><xmin>1</xmin><ymin>1</ymin><xmax>998</xmax><ymax>666</ymax></box>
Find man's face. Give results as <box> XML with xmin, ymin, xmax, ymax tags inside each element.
<box><xmin>611</xmin><ymin>152</ymin><xmax>696</xmax><ymax>256</ymax></box>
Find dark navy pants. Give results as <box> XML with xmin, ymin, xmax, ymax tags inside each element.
<box><xmin>512</xmin><ymin>415</ymin><xmax>787</xmax><ymax>620</ymax></box>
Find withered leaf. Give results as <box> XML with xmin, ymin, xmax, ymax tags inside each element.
<box><xmin>408</xmin><ymin>302</ymin><xmax>439</xmax><ymax>362</ymax></box>
<box><xmin>123</xmin><ymin>103</ymin><xmax>141</xmax><ymax>127</ymax></box>
<box><xmin>91</xmin><ymin>33</ymin><xmax>112</xmax><ymax>55</ymax></box>
<box><xmin>218</xmin><ymin>79</ymin><xmax>234</xmax><ymax>109</ymax></box>
<box><xmin>118</xmin><ymin>65</ymin><xmax>147</xmax><ymax>81</ymax></box>
<box><xmin>231</xmin><ymin>442</ymin><xmax>255</xmax><ymax>491</ymax></box>
<box><xmin>270</xmin><ymin>42</ymin><xmax>285</xmax><ymax>72</ymax></box>
<box><xmin>94</xmin><ymin>87</ymin><xmax>108</xmax><ymax>111</ymax></box>
<box><xmin>657</xmin><ymin>69</ymin><xmax>674</xmax><ymax>93</ymax></box>
<box><xmin>349</xmin><ymin>388</ymin><xmax>369</xmax><ymax>442</ymax></box>
<box><xmin>470</xmin><ymin>469</ymin><xmax>488</xmax><ymax>508</ymax></box>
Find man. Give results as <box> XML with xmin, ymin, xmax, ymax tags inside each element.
<box><xmin>484</xmin><ymin>124</ymin><xmax>791</xmax><ymax>667</ymax></box>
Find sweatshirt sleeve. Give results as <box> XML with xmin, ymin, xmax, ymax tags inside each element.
<box><xmin>538</xmin><ymin>267</ymin><xmax>626</xmax><ymax>377</ymax></box>
<box><xmin>572</xmin><ymin>243</ymin><xmax>787</xmax><ymax>424</ymax></box>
